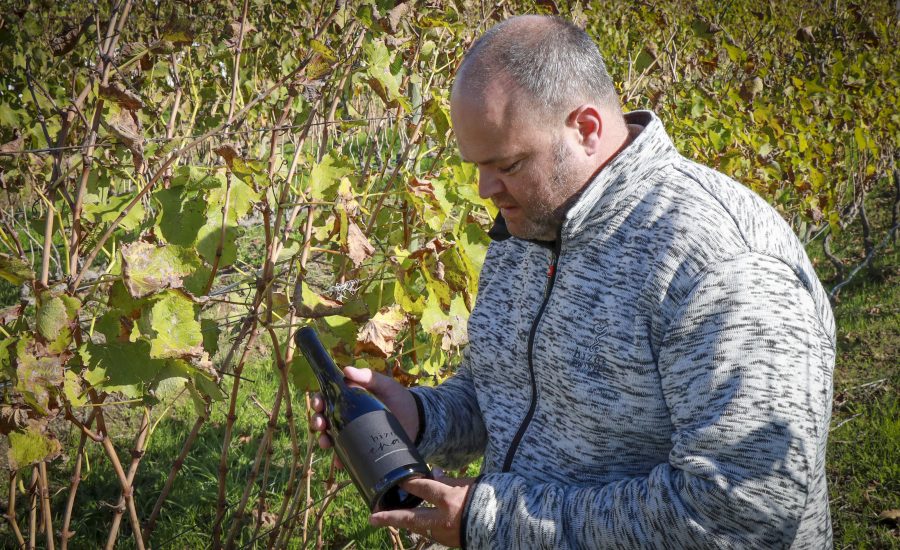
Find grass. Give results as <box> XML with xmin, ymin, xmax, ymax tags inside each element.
<box><xmin>808</xmin><ymin>182</ymin><xmax>900</xmax><ymax>549</ymax></box>
<box><xmin>49</xmin><ymin>354</ymin><xmax>398</xmax><ymax>549</ymax></box>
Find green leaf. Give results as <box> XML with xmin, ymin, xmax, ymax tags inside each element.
<box><xmin>809</xmin><ymin>168</ymin><xmax>825</xmax><ymax>191</ymax></box>
<box><xmin>170</xmin><ymin>166</ymin><xmax>220</xmax><ymax>190</ymax></box>
<box><xmin>854</xmin><ymin>126</ymin><xmax>867</xmax><ymax>152</ymax></box>
<box><xmin>425</xmin><ymin>97</ymin><xmax>451</xmax><ymax>142</ymax></box>
<box><xmin>441</xmin><ymin>245</ymin><xmax>475</xmax><ymax>294</ymax></box>
<box><xmin>36</xmin><ymin>295</ymin><xmax>67</xmax><ymax>341</ymax></box>
<box><xmin>296</xmin><ymin>281</ymin><xmax>343</xmax><ymax>318</ymax></box>
<box><xmin>310</xmin><ymin>38</ymin><xmax>337</xmax><ymax>61</ymax></box>
<box><xmin>207</xmin><ymin>178</ymin><xmax>259</xmax><ymax>224</ymax></box>
<box><xmin>289</xmin><ymin>353</ymin><xmax>319</xmax><ymax>392</ymax></box>
<box><xmin>14</xmin><ymin>338</ymin><xmax>64</xmax><ymax>415</ymax></box>
<box><xmin>82</xmin><ymin>192</ymin><xmax>146</xmax><ymax>232</ymax></box>
<box><xmin>394</xmin><ymin>277</ymin><xmax>425</xmax><ymax>315</ymax></box>
<box><xmin>724</xmin><ymin>42</ymin><xmax>745</xmax><ymax>63</ymax></box>
<box><xmin>192</xmin><ymin>372</ymin><xmax>225</xmax><ymax>401</ymax></box>
<box><xmin>308</xmin><ymin>152</ymin><xmax>352</xmax><ymax>200</ymax></box>
<box><xmin>63</xmin><ymin>370</ymin><xmax>88</xmax><ymax>406</ymax></box>
<box><xmin>195</xmin><ymin>215</ymin><xmax>238</xmax><ymax>268</ymax></box>
<box><xmin>141</xmin><ymin>290</ymin><xmax>203</xmax><ymax>359</ymax></box>
<box><xmin>0</xmin><ymin>254</ymin><xmax>34</xmax><ymax>286</ymax></box>
<box><xmin>8</xmin><ymin>426</ymin><xmax>62</xmax><ymax>470</ymax></box>
<box><xmin>107</xmin><ymin>280</ymin><xmax>148</xmax><ymax>316</ymax></box>
<box><xmin>420</xmin><ymin>292</ymin><xmax>444</xmax><ymax>333</ymax></box>
<box><xmin>121</xmin><ymin>242</ymin><xmax>202</xmax><ymax>298</ymax></box>
<box><xmin>365</xmin><ymin>39</ymin><xmax>405</xmax><ymax>107</ymax></box>
<box><xmin>154</xmin><ymin>187</ymin><xmax>207</xmax><ymax>246</ymax></box>
<box><xmin>201</xmin><ymin>319</ymin><xmax>220</xmax><ymax>356</ymax></box>
<box><xmin>85</xmin><ymin>340</ymin><xmax>166</xmax><ymax>398</ymax></box>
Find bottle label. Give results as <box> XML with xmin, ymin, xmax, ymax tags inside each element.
<box><xmin>335</xmin><ymin>410</ymin><xmax>424</xmax><ymax>498</ymax></box>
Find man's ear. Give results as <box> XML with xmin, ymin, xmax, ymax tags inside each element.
<box><xmin>567</xmin><ymin>104</ymin><xmax>603</xmax><ymax>156</ymax></box>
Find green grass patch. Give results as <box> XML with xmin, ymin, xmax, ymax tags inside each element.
<box><xmin>816</xmin><ymin>182</ymin><xmax>900</xmax><ymax>548</ymax></box>
<box><xmin>49</xmin><ymin>357</ymin><xmax>399</xmax><ymax>549</ymax></box>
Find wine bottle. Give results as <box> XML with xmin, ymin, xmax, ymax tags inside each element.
<box><xmin>294</xmin><ymin>326</ymin><xmax>432</xmax><ymax>511</ymax></box>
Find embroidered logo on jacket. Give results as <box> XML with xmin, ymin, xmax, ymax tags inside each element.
<box><xmin>572</xmin><ymin>321</ymin><xmax>608</xmax><ymax>373</ymax></box>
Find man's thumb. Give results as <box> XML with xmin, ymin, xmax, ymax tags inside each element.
<box><xmin>343</xmin><ymin>366</ymin><xmax>376</xmax><ymax>388</ymax></box>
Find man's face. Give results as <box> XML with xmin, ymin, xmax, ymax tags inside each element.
<box><xmin>450</xmin><ymin>82</ymin><xmax>585</xmax><ymax>241</ymax></box>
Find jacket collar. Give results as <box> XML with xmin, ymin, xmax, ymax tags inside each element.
<box><xmin>487</xmin><ymin>110</ymin><xmax>678</xmax><ymax>245</ymax></box>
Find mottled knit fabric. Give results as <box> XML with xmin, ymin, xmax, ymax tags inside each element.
<box><xmin>410</xmin><ymin>110</ymin><xmax>835</xmax><ymax>549</ymax></box>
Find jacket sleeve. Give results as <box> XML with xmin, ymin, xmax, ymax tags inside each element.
<box><xmin>463</xmin><ymin>253</ymin><xmax>834</xmax><ymax>549</ymax></box>
<box><xmin>410</xmin><ymin>349</ymin><xmax>488</xmax><ymax>469</ymax></box>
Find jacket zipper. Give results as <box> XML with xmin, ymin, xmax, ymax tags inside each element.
<box><xmin>500</xmin><ymin>241</ymin><xmax>561</xmax><ymax>472</ymax></box>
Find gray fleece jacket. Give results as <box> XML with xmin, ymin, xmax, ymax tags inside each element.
<box><xmin>410</xmin><ymin>110</ymin><xmax>835</xmax><ymax>549</ymax></box>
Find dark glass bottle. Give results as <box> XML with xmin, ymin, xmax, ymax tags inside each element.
<box><xmin>295</xmin><ymin>326</ymin><xmax>432</xmax><ymax>511</ymax></box>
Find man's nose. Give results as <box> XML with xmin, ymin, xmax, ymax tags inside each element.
<box><xmin>478</xmin><ymin>167</ymin><xmax>503</xmax><ymax>200</ymax></box>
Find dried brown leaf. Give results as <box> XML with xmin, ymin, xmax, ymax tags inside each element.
<box><xmin>50</xmin><ymin>15</ymin><xmax>94</xmax><ymax>57</ymax></box>
<box><xmin>0</xmin><ymin>304</ymin><xmax>22</xmax><ymax>325</ymax></box>
<box><xmin>0</xmin><ymin>133</ymin><xmax>24</xmax><ymax>154</ymax></box>
<box><xmin>796</xmin><ymin>27</ymin><xmax>815</xmax><ymax>43</ymax></box>
<box><xmin>428</xmin><ymin>315</ymin><xmax>469</xmax><ymax>351</ymax></box>
<box><xmin>0</xmin><ymin>406</ymin><xmax>29</xmax><ymax>435</ymax></box>
<box><xmin>878</xmin><ymin>509</ymin><xmax>900</xmax><ymax>525</ymax></box>
<box><xmin>346</xmin><ymin>221</ymin><xmax>375</xmax><ymax>268</ymax></box>
<box><xmin>381</xmin><ymin>2</ymin><xmax>412</xmax><ymax>34</ymax></box>
<box><xmin>407</xmin><ymin>176</ymin><xmax>438</xmax><ymax>200</ymax></box>
<box><xmin>106</xmin><ymin>109</ymin><xmax>144</xmax><ymax>171</ymax></box>
<box><xmin>225</xmin><ymin>20</ymin><xmax>257</xmax><ymax>48</ymax></box>
<box><xmin>99</xmin><ymin>82</ymin><xmax>144</xmax><ymax>111</ymax></box>
<box><xmin>408</xmin><ymin>238</ymin><xmax>453</xmax><ymax>260</ymax></box>
<box><xmin>355</xmin><ymin>305</ymin><xmax>407</xmax><ymax>358</ymax></box>
<box><xmin>214</xmin><ymin>144</ymin><xmax>239</xmax><ymax>169</ymax></box>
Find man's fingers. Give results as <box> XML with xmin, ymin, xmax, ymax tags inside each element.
<box><xmin>310</xmin><ymin>414</ymin><xmax>327</xmax><ymax>432</ymax></box>
<box><xmin>399</xmin><ymin>477</ymin><xmax>450</xmax><ymax>505</ymax></box>
<box><xmin>369</xmin><ymin>506</ymin><xmax>440</xmax><ymax>531</ymax></box>
<box><xmin>310</xmin><ymin>393</ymin><xmax>324</xmax><ymax>412</ymax></box>
<box><xmin>436</xmin><ymin>475</ymin><xmax>476</xmax><ymax>488</ymax></box>
<box><xmin>343</xmin><ymin>366</ymin><xmax>397</xmax><ymax>394</ymax></box>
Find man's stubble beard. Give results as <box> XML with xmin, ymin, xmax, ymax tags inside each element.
<box><xmin>517</xmin><ymin>137</ymin><xmax>580</xmax><ymax>241</ymax></box>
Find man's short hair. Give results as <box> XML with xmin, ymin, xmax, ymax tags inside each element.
<box><xmin>456</xmin><ymin>15</ymin><xmax>621</xmax><ymax>121</ymax></box>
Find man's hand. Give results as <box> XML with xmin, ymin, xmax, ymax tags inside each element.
<box><xmin>369</xmin><ymin>469</ymin><xmax>475</xmax><ymax>548</ymax></box>
<box><xmin>310</xmin><ymin>366</ymin><xmax>419</xmax><ymax>451</ymax></box>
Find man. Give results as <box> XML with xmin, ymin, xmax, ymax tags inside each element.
<box><xmin>312</xmin><ymin>15</ymin><xmax>835</xmax><ymax>549</ymax></box>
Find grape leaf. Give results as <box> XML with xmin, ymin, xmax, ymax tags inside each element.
<box><xmin>289</xmin><ymin>353</ymin><xmax>319</xmax><ymax>392</ymax></box>
<box><xmin>295</xmin><ymin>281</ymin><xmax>343</xmax><ymax>318</ymax></box>
<box><xmin>346</xmin><ymin>220</ymin><xmax>375</xmax><ymax>268</ymax></box>
<box><xmin>0</xmin><ymin>253</ymin><xmax>34</xmax><ymax>285</ymax></box>
<box><xmin>308</xmin><ymin>152</ymin><xmax>352</xmax><ymax>200</ymax></box>
<box><xmin>207</xmin><ymin>177</ymin><xmax>259</xmax><ymax>223</ymax></box>
<box><xmin>154</xmin><ymin>186</ymin><xmax>207</xmax><ymax>245</ymax></box>
<box><xmin>82</xmin><ymin>192</ymin><xmax>146</xmax><ymax>232</ymax></box>
<box><xmin>355</xmin><ymin>305</ymin><xmax>406</xmax><ymax>358</ymax></box>
<box><xmin>8</xmin><ymin>424</ymin><xmax>62</xmax><ymax>470</ymax></box>
<box><xmin>141</xmin><ymin>290</ymin><xmax>203</xmax><ymax>359</ymax></box>
<box><xmin>195</xmin><ymin>214</ymin><xmax>238</xmax><ymax>268</ymax></box>
<box><xmin>85</xmin><ymin>340</ymin><xmax>166</xmax><ymax>398</ymax></box>
<box><xmin>121</xmin><ymin>242</ymin><xmax>202</xmax><ymax>298</ymax></box>
<box><xmin>14</xmin><ymin>338</ymin><xmax>64</xmax><ymax>415</ymax></box>
<box><xmin>36</xmin><ymin>295</ymin><xmax>67</xmax><ymax>341</ymax></box>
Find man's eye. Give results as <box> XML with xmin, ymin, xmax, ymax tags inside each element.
<box><xmin>500</xmin><ymin>160</ymin><xmax>521</xmax><ymax>174</ymax></box>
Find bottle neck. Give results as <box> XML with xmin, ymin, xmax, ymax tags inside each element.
<box><xmin>295</xmin><ymin>327</ymin><xmax>348</xmax><ymax>399</ymax></box>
